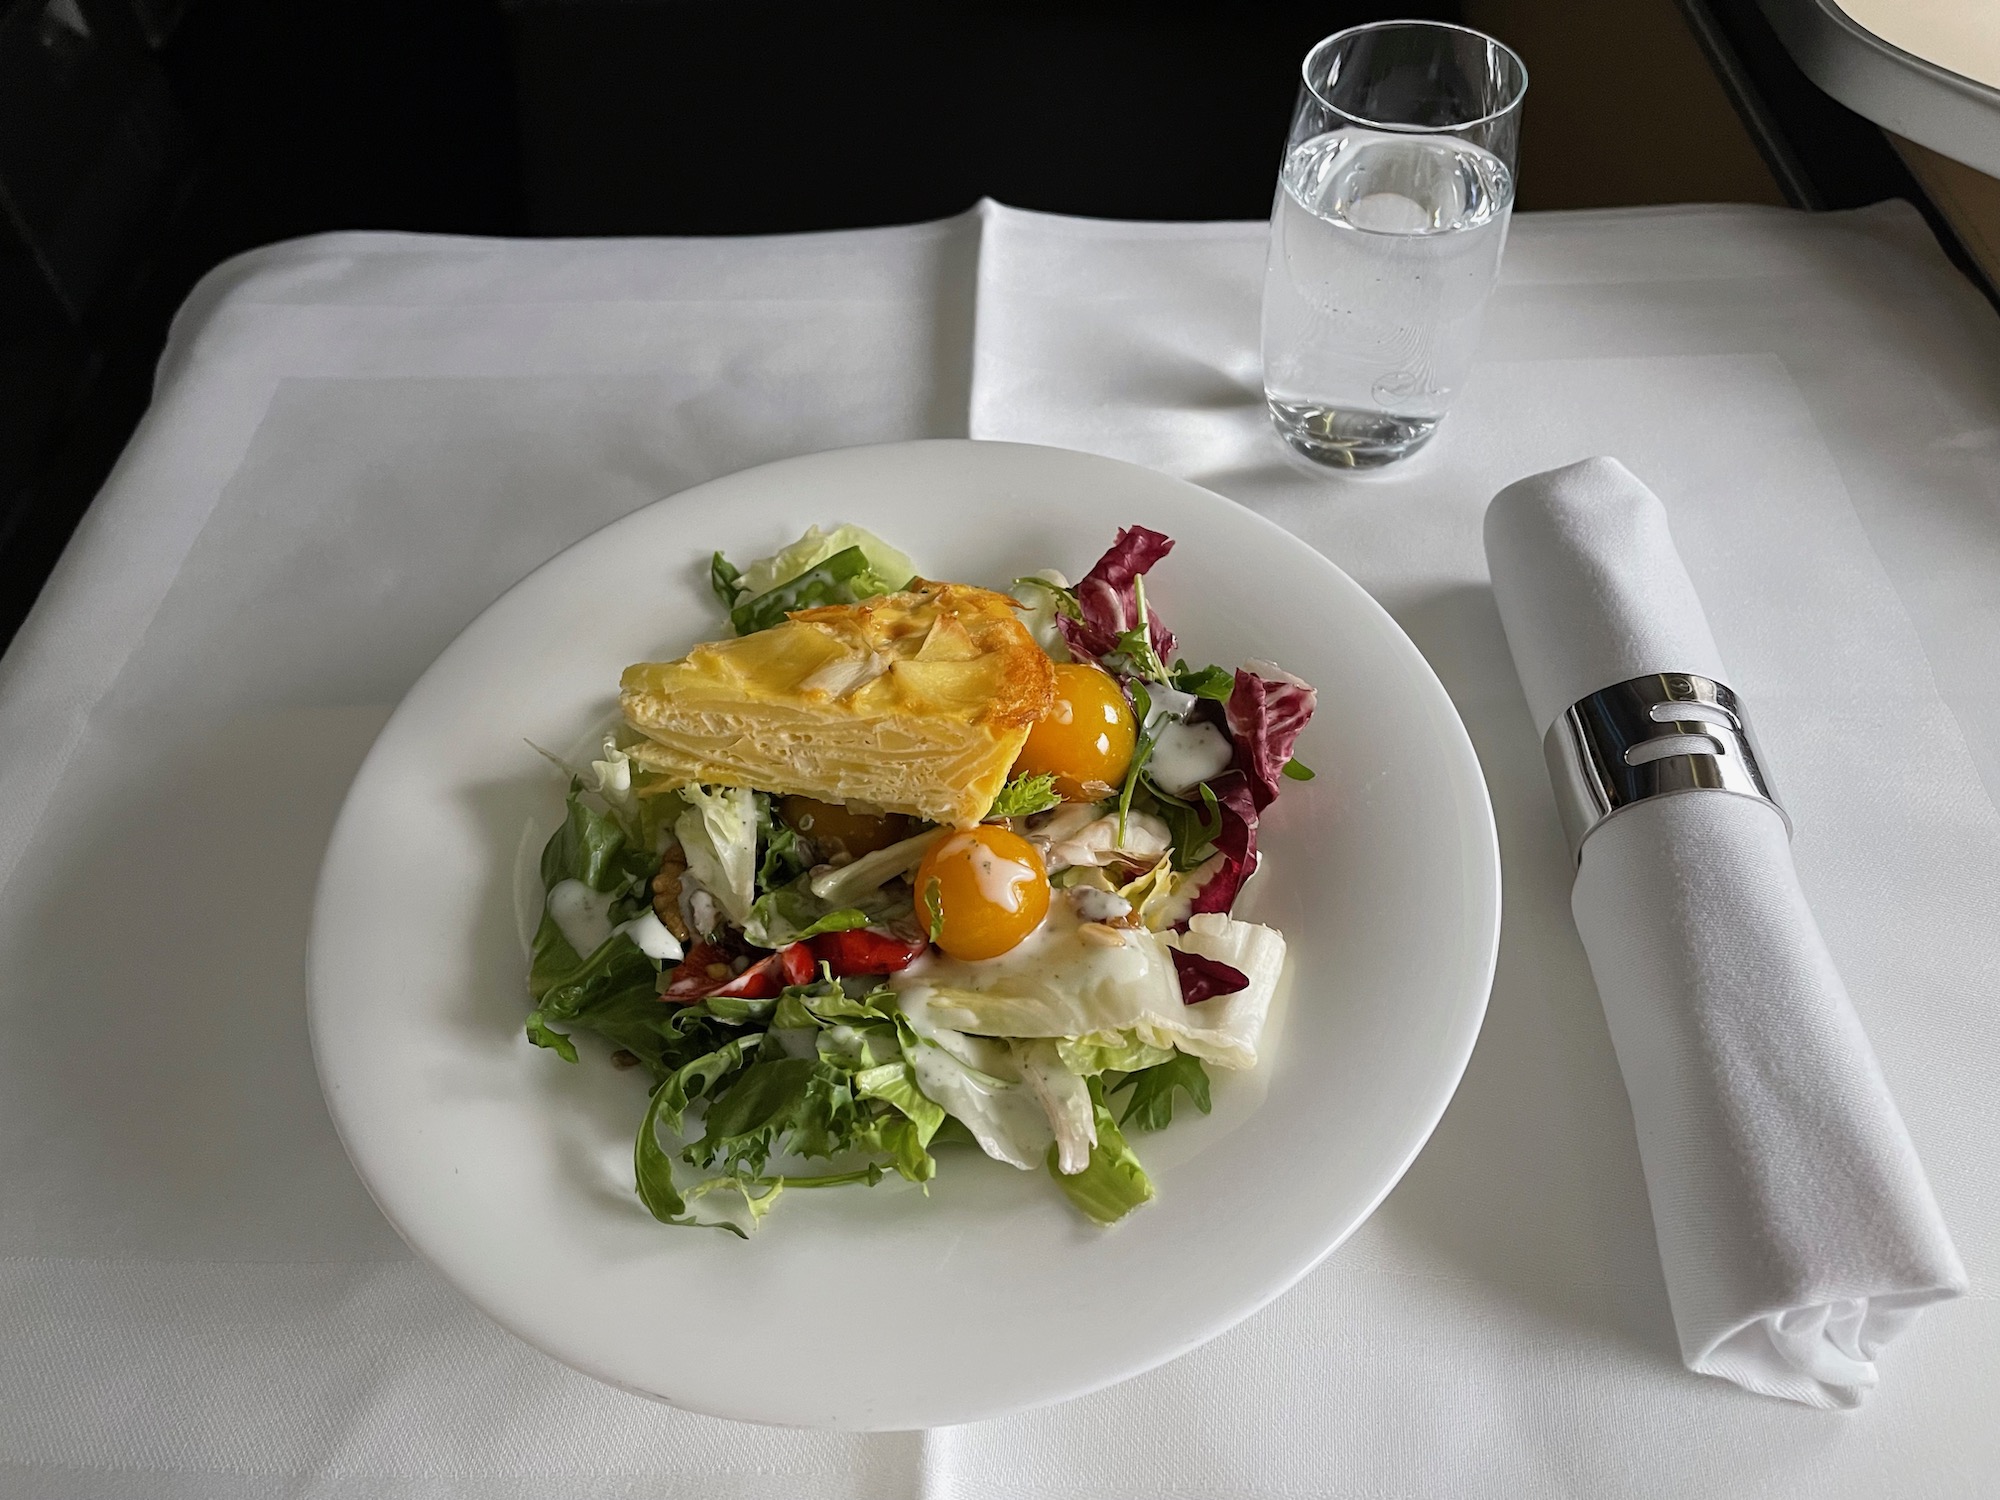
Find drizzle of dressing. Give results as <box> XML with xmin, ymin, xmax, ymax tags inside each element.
<box><xmin>615</xmin><ymin>908</ymin><xmax>684</xmax><ymax>963</ymax></box>
<box><xmin>935</xmin><ymin>833</ymin><xmax>1044</xmax><ymax>915</ymax></box>
<box><xmin>1148</xmin><ymin>721</ymin><xmax>1234</xmax><ymax>796</ymax></box>
<box><xmin>547</xmin><ymin>879</ymin><xmax>616</xmax><ymax>956</ymax></box>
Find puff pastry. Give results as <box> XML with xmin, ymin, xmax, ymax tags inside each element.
<box><xmin>620</xmin><ymin>582</ymin><xmax>1055</xmax><ymax>827</ymax></box>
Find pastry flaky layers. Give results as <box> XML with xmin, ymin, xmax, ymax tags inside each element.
<box><xmin>620</xmin><ymin>582</ymin><xmax>1056</xmax><ymax>827</ymax></box>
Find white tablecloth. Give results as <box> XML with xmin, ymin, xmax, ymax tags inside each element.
<box><xmin>1</xmin><ymin>200</ymin><xmax>1995</xmax><ymax>1497</ymax></box>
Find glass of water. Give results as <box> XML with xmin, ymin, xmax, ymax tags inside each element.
<box><xmin>1262</xmin><ymin>22</ymin><xmax>1527</xmax><ymax>468</ymax></box>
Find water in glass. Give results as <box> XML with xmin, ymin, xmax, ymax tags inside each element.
<box><xmin>1262</xmin><ymin>129</ymin><xmax>1513</xmax><ymax>466</ymax></box>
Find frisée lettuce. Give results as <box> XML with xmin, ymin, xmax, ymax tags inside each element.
<box><xmin>522</xmin><ymin>519</ymin><xmax>1314</xmax><ymax>1233</ymax></box>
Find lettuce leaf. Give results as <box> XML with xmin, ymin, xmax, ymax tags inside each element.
<box><xmin>526</xmin><ymin>924</ymin><xmax>676</xmax><ymax>1074</ymax></box>
<box><xmin>754</xmin><ymin>793</ymin><xmax>812</xmax><ymax>892</ymax></box>
<box><xmin>910</xmin><ymin>911</ymin><xmax>1285</xmax><ymax>1071</ymax></box>
<box><xmin>692</xmin><ymin>1057</ymin><xmax>857</xmax><ymax>1176</ymax></box>
<box><xmin>1224</xmin><ymin>663</ymin><xmax>1319</xmax><ymax>812</ymax></box>
<box><xmin>722</xmin><ymin>524</ymin><xmax>917</xmax><ymax>636</ymax></box>
<box><xmin>855</xmin><ymin>1061</ymin><xmax>947</xmax><ymax>1182</ymax></box>
<box><xmin>1056</xmin><ymin>1030</ymin><xmax>1177</xmax><ymax>1076</ymax></box>
<box><xmin>541</xmin><ymin>777</ymin><xmax>650</xmax><ymax>893</ymax></box>
<box><xmin>807</xmin><ymin>827</ymin><xmax>943</xmax><ymax>907</ymax></box>
<box><xmin>734</xmin><ymin>523</ymin><xmax>916</xmax><ymax>604</ymax></box>
<box><xmin>1112</xmin><ymin>1051</ymin><xmax>1211</xmax><ymax>1132</ymax></box>
<box><xmin>987</xmin><ymin>770</ymin><xmax>1062</xmax><ymax>819</ymax></box>
<box><xmin>676</xmin><ymin>784</ymin><xmax>756</xmax><ymax>926</ymax></box>
<box><xmin>1057</xmin><ymin>525</ymin><xmax>1177</xmax><ymax>666</ymax></box>
<box><xmin>1016</xmin><ymin>1040</ymin><xmax>1098</xmax><ymax>1175</ymax></box>
<box><xmin>1048</xmin><ymin>1078</ymin><xmax>1156</xmax><ymax>1224</ymax></box>
<box><xmin>742</xmin><ymin>872</ymin><xmax>878</xmax><ymax>949</ymax></box>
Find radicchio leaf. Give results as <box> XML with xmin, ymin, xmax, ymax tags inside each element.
<box><xmin>1170</xmin><ymin>948</ymin><xmax>1250</xmax><ymax>1004</ymax></box>
<box><xmin>1058</xmin><ymin>525</ymin><xmax>1179</xmax><ymax>665</ymax></box>
<box><xmin>1186</xmin><ymin>773</ymin><xmax>1260</xmax><ymax>921</ymax></box>
<box><xmin>1225</xmin><ymin>663</ymin><xmax>1318</xmax><ymax>811</ymax></box>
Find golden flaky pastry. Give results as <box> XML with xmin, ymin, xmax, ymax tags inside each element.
<box><xmin>620</xmin><ymin>582</ymin><xmax>1056</xmax><ymax>827</ymax></box>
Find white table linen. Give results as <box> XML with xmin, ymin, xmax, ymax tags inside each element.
<box><xmin>0</xmin><ymin>200</ymin><xmax>1996</xmax><ymax>1495</ymax></box>
<box><xmin>1486</xmin><ymin>456</ymin><xmax>1965</xmax><ymax>1406</ymax></box>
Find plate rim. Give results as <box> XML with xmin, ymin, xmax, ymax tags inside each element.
<box><xmin>307</xmin><ymin>437</ymin><xmax>1502</xmax><ymax>1429</ymax></box>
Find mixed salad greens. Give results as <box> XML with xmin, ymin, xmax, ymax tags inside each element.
<box><xmin>525</xmin><ymin>522</ymin><xmax>1316</xmax><ymax>1234</ymax></box>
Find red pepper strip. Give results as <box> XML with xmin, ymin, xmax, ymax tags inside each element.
<box><xmin>662</xmin><ymin>941</ymin><xmax>812</xmax><ymax>1002</ymax></box>
<box><xmin>810</xmin><ymin>928</ymin><xmax>928</xmax><ymax>977</ymax></box>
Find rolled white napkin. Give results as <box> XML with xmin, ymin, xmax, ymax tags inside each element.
<box><xmin>1485</xmin><ymin>457</ymin><xmax>1966</xmax><ymax>1408</ymax></box>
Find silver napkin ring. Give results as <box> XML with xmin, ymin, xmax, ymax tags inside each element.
<box><xmin>1543</xmin><ymin>672</ymin><xmax>1788</xmax><ymax>864</ymax></box>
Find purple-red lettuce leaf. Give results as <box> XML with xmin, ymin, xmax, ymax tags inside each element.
<box><xmin>1186</xmin><ymin>773</ymin><xmax>1260</xmax><ymax>921</ymax></box>
<box><xmin>1059</xmin><ymin>525</ymin><xmax>1179</xmax><ymax>666</ymax></box>
<box><xmin>1225</xmin><ymin>663</ymin><xmax>1318</xmax><ymax>811</ymax></box>
<box><xmin>1169</xmin><ymin>948</ymin><xmax>1250</xmax><ymax>1004</ymax></box>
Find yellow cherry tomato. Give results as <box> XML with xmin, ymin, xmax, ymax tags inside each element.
<box><xmin>778</xmin><ymin>796</ymin><xmax>913</xmax><ymax>861</ymax></box>
<box><xmin>1011</xmin><ymin>662</ymin><xmax>1137</xmax><ymax>802</ymax></box>
<box><xmin>914</xmin><ymin>825</ymin><xmax>1050</xmax><ymax>961</ymax></box>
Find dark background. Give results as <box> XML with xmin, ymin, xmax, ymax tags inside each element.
<box><xmin>0</xmin><ymin>0</ymin><xmax>1965</xmax><ymax>653</ymax></box>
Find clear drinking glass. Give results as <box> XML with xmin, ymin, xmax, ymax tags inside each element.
<box><xmin>1261</xmin><ymin>22</ymin><xmax>1527</xmax><ymax>468</ymax></box>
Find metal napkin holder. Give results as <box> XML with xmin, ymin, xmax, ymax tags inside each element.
<box><xmin>1543</xmin><ymin>672</ymin><xmax>1788</xmax><ymax>864</ymax></box>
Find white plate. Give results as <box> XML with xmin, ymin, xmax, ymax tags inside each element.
<box><xmin>309</xmin><ymin>439</ymin><xmax>1499</xmax><ymax>1430</ymax></box>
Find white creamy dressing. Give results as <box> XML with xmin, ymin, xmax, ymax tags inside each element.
<box><xmin>546</xmin><ymin>879</ymin><xmax>616</xmax><ymax>957</ymax></box>
<box><xmin>905</xmin><ymin>1037</ymin><xmax>1052</xmax><ymax>1170</ymax></box>
<box><xmin>1068</xmin><ymin>885</ymin><xmax>1133</xmax><ymax>924</ymax></box>
<box><xmin>1141</xmin><ymin>685</ymin><xmax>1197</xmax><ymax>732</ymax></box>
<box><xmin>935</xmin><ymin>831</ymin><xmax>1040</xmax><ymax>913</ymax></box>
<box><xmin>1148</xmin><ymin>720</ymin><xmax>1235</xmax><ymax>796</ymax></box>
<box><xmin>615</xmin><ymin>908</ymin><xmax>683</xmax><ymax>963</ymax></box>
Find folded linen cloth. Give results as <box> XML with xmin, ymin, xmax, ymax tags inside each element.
<box><xmin>1485</xmin><ymin>457</ymin><xmax>1965</xmax><ymax>1408</ymax></box>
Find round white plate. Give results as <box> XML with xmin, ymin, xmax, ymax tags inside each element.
<box><xmin>309</xmin><ymin>439</ymin><xmax>1499</xmax><ymax>1430</ymax></box>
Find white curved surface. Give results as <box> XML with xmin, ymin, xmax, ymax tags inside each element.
<box><xmin>308</xmin><ymin>438</ymin><xmax>1501</xmax><ymax>1429</ymax></box>
<box><xmin>1759</xmin><ymin>0</ymin><xmax>2000</xmax><ymax>176</ymax></box>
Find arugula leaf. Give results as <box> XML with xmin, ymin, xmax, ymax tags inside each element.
<box><xmin>1101</xmin><ymin>575</ymin><xmax>1172</xmax><ymax>683</ymax></box>
<box><xmin>1282</xmin><ymin>757</ymin><xmax>1316</xmax><ymax>782</ymax></box>
<box><xmin>728</xmin><ymin>546</ymin><xmax>890</xmax><ymax>635</ymax></box>
<box><xmin>1047</xmin><ymin>1078</ymin><xmax>1156</xmax><ymax>1225</ymax></box>
<box><xmin>1143</xmin><ymin>778</ymin><xmax>1225</xmax><ymax>871</ymax></box>
<box><xmin>1011</xmin><ymin>575</ymin><xmax>1081</xmax><ymax>620</ymax></box>
<box><xmin>986</xmin><ymin>770</ymin><xmax>1062</xmax><ymax>819</ymax></box>
<box><xmin>1116</xmin><ymin>682</ymin><xmax>1156</xmax><ymax>843</ymax></box>
<box><xmin>1172</xmin><ymin>660</ymin><xmax>1236</xmax><ymax>700</ymax></box>
<box><xmin>1114</xmin><ymin>1051</ymin><xmax>1213</xmax><ymax>1133</ymax></box>
<box><xmin>710</xmin><ymin>551</ymin><xmax>747</xmax><ymax>610</ymax></box>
